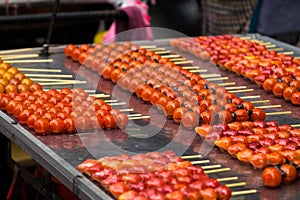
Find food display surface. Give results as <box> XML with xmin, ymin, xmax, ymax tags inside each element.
<box><xmin>1</xmin><ymin>34</ymin><xmax>300</xmax><ymax>199</ymax></box>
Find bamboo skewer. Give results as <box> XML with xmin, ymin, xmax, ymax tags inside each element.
<box><xmin>240</xmin><ymin>95</ymin><xmax>260</xmax><ymax>99</ymax></box>
<box><xmin>189</xmin><ymin>69</ymin><xmax>209</xmax><ymax>73</ymax></box>
<box><xmin>231</xmin><ymin>190</ymin><xmax>257</xmax><ymax>196</ymax></box>
<box><xmin>8</xmin><ymin>59</ymin><xmax>53</xmax><ymax>63</ymax></box>
<box><xmin>128</xmin><ymin>116</ymin><xmax>151</xmax><ymax>120</ymax></box>
<box><xmin>218</xmin><ymin>82</ymin><xmax>236</xmax><ymax>86</ymax></box>
<box><xmin>84</xmin><ymin>90</ymin><xmax>95</xmax><ymax>93</ymax></box>
<box><xmin>191</xmin><ymin>160</ymin><xmax>210</xmax><ymax>165</ymax></box>
<box><xmin>18</xmin><ymin>68</ymin><xmax>62</xmax><ymax>73</ymax></box>
<box><xmin>226</xmin><ymin>182</ymin><xmax>246</xmax><ymax>188</ymax></box>
<box><xmin>161</xmin><ymin>54</ymin><xmax>181</xmax><ymax>58</ymax></box>
<box><xmin>265</xmin><ymin>44</ymin><xmax>276</xmax><ymax>48</ymax></box>
<box><xmin>239</xmin><ymin>36</ymin><xmax>251</xmax><ymax>40</ymax></box>
<box><xmin>255</xmin><ymin>104</ymin><xmax>281</xmax><ymax>109</ymax></box>
<box><xmin>1</xmin><ymin>54</ymin><xmax>39</xmax><ymax>60</ymax></box>
<box><xmin>25</xmin><ymin>74</ymin><xmax>73</xmax><ymax>78</ymax></box>
<box><xmin>206</xmin><ymin>77</ymin><xmax>229</xmax><ymax>81</ymax></box>
<box><xmin>155</xmin><ymin>51</ymin><xmax>171</xmax><ymax>55</ymax></box>
<box><xmin>147</xmin><ymin>48</ymin><xmax>165</xmax><ymax>51</ymax></box>
<box><xmin>90</xmin><ymin>94</ymin><xmax>110</xmax><ymax>98</ymax></box>
<box><xmin>104</xmin><ymin>99</ymin><xmax>118</xmax><ymax>103</ymax></box>
<box><xmin>39</xmin><ymin>81</ymin><xmax>87</xmax><ymax>86</ymax></box>
<box><xmin>181</xmin><ymin>155</ymin><xmax>202</xmax><ymax>159</ymax></box>
<box><xmin>181</xmin><ymin>66</ymin><xmax>201</xmax><ymax>70</ymax></box>
<box><xmin>169</xmin><ymin>58</ymin><xmax>186</xmax><ymax>62</ymax></box>
<box><xmin>217</xmin><ymin>177</ymin><xmax>238</xmax><ymax>182</ymax></box>
<box><xmin>0</xmin><ymin>48</ymin><xmax>33</xmax><ymax>54</ymax></box>
<box><xmin>201</xmin><ymin>165</ymin><xmax>221</xmax><ymax>170</ymax></box>
<box><xmin>127</xmin><ymin>114</ymin><xmax>142</xmax><ymax>117</ymax></box>
<box><xmin>250</xmin><ymin>100</ymin><xmax>270</xmax><ymax>104</ymax></box>
<box><xmin>204</xmin><ymin>168</ymin><xmax>230</xmax><ymax>174</ymax></box>
<box><xmin>291</xmin><ymin>124</ymin><xmax>300</xmax><ymax>128</ymax></box>
<box><xmin>174</xmin><ymin>60</ymin><xmax>194</xmax><ymax>64</ymax></box>
<box><xmin>31</xmin><ymin>78</ymin><xmax>73</xmax><ymax>82</ymax></box>
<box><xmin>228</xmin><ymin>89</ymin><xmax>253</xmax><ymax>93</ymax></box>
<box><xmin>269</xmin><ymin>47</ymin><xmax>284</xmax><ymax>51</ymax></box>
<box><xmin>140</xmin><ymin>45</ymin><xmax>157</xmax><ymax>49</ymax></box>
<box><xmin>119</xmin><ymin>108</ymin><xmax>134</xmax><ymax>112</ymax></box>
<box><xmin>108</xmin><ymin>102</ymin><xmax>126</xmax><ymax>106</ymax></box>
<box><xmin>225</xmin><ymin>86</ymin><xmax>247</xmax><ymax>90</ymax></box>
<box><xmin>280</xmin><ymin>51</ymin><xmax>294</xmax><ymax>55</ymax></box>
<box><xmin>200</xmin><ymin>74</ymin><xmax>221</xmax><ymax>78</ymax></box>
<box><xmin>266</xmin><ymin>111</ymin><xmax>292</xmax><ymax>116</ymax></box>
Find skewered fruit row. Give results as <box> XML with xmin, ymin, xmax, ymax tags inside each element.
<box><xmin>77</xmin><ymin>151</ymin><xmax>232</xmax><ymax>200</ymax></box>
<box><xmin>170</xmin><ymin>35</ymin><xmax>300</xmax><ymax>105</ymax></box>
<box><xmin>0</xmin><ymin>62</ymin><xmax>38</xmax><ymax>93</ymax></box>
<box><xmin>195</xmin><ymin>121</ymin><xmax>300</xmax><ymax>188</ymax></box>
<box><xmin>64</xmin><ymin>43</ymin><xmax>266</xmax><ymax>128</ymax></box>
<box><xmin>0</xmin><ymin>88</ymin><xmax>128</xmax><ymax>135</ymax></box>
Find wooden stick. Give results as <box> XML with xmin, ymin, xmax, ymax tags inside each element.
<box><xmin>291</xmin><ymin>124</ymin><xmax>300</xmax><ymax>128</ymax></box>
<box><xmin>147</xmin><ymin>48</ymin><xmax>166</xmax><ymax>51</ymax></box>
<box><xmin>204</xmin><ymin>168</ymin><xmax>230</xmax><ymax>174</ymax></box>
<box><xmin>0</xmin><ymin>48</ymin><xmax>33</xmax><ymax>54</ymax></box>
<box><xmin>39</xmin><ymin>81</ymin><xmax>87</xmax><ymax>86</ymax></box>
<box><xmin>269</xmin><ymin>47</ymin><xmax>284</xmax><ymax>51</ymax></box>
<box><xmin>174</xmin><ymin>60</ymin><xmax>194</xmax><ymax>64</ymax></box>
<box><xmin>218</xmin><ymin>82</ymin><xmax>236</xmax><ymax>86</ymax></box>
<box><xmin>206</xmin><ymin>77</ymin><xmax>229</xmax><ymax>81</ymax></box>
<box><xmin>181</xmin><ymin>155</ymin><xmax>202</xmax><ymax>159</ymax></box>
<box><xmin>90</xmin><ymin>94</ymin><xmax>110</xmax><ymax>98</ymax></box>
<box><xmin>225</xmin><ymin>86</ymin><xmax>247</xmax><ymax>90</ymax></box>
<box><xmin>108</xmin><ymin>102</ymin><xmax>126</xmax><ymax>106</ymax></box>
<box><xmin>8</xmin><ymin>59</ymin><xmax>53</xmax><ymax>63</ymax></box>
<box><xmin>201</xmin><ymin>165</ymin><xmax>221</xmax><ymax>170</ymax></box>
<box><xmin>228</xmin><ymin>89</ymin><xmax>253</xmax><ymax>93</ymax></box>
<box><xmin>1</xmin><ymin>54</ymin><xmax>39</xmax><ymax>60</ymax></box>
<box><xmin>182</xmin><ymin>66</ymin><xmax>201</xmax><ymax>70</ymax></box>
<box><xmin>239</xmin><ymin>36</ymin><xmax>251</xmax><ymax>40</ymax></box>
<box><xmin>266</xmin><ymin>111</ymin><xmax>292</xmax><ymax>116</ymax></box>
<box><xmin>250</xmin><ymin>100</ymin><xmax>270</xmax><ymax>104</ymax></box>
<box><xmin>200</xmin><ymin>74</ymin><xmax>221</xmax><ymax>78</ymax></box>
<box><xmin>140</xmin><ymin>45</ymin><xmax>157</xmax><ymax>49</ymax></box>
<box><xmin>261</xmin><ymin>42</ymin><xmax>272</xmax><ymax>45</ymax></box>
<box><xmin>169</xmin><ymin>58</ymin><xmax>186</xmax><ymax>62</ymax></box>
<box><xmin>265</xmin><ymin>44</ymin><xmax>276</xmax><ymax>48</ymax></box>
<box><xmin>217</xmin><ymin>177</ymin><xmax>238</xmax><ymax>182</ymax></box>
<box><xmin>161</xmin><ymin>54</ymin><xmax>180</xmax><ymax>58</ymax></box>
<box><xmin>25</xmin><ymin>74</ymin><xmax>73</xmax><ymax>78</ymax></box>
<box><xmin>119</xmin><ymin>108</ymin><xmax>134</xmax><ymax>112</ymax></box>
<box><xmin>240</xmin><ymin>95</ymin><xmax>260</xmax><ymax>99</ymax></box>
<box><xmin>155</xmin><ymin>51</ymin><xmax>171</xmax><ymax>55</ymax></box>
<box><xmin>191</xmin><ymin>160</ymin><xmax>210</xmax><ymax>165</ymax></box>
<box><xmin>84</xmin><ymin>90</ymin><xmax>95</xmax><ymax>93</ymax></box>
<box><xmin>127</xmin><ymin>114</ymin><xmax>142</xmax><ymax>117</ymax></box>
<box><xmin>104</xmin><ymin>99</ymin><xmax>118</xmax><ymax>103</ymax></box>
<box><xmin>231</xmin><ymin>190</ymin><xmax>257</xmax><ymax>196</ymax></box>
<box><xmin>226</xmin><ymin>182</ymin><xmax>246</xmax><ymax>188</ymax></box>
<box><xmin>280</xmin><ymin>51</ymin><xmax>294</xmax><ymax>55</ymax></box>
<box><xmin>190</xmin><ymin>69</ymin><xmax>210</xmax><ymax>73</ymax></box>
<box><xmin>255</xmin><ymin>104</ymin><xmax>281</xmax><ymax>109</ymax></box>
<box><xmin>128</xmin><ymin>116</ymin><xmax>151</xmax><ymax>120</ymax></box>
<box><xmin>18</xmin><ymin>68</ymin><xmax>62</xmax><ymax>73</ymax></box>
<box><xmin>31</xmin><ymin>78</ymin><xmax>73</xmax><ymax>82</ymax></box>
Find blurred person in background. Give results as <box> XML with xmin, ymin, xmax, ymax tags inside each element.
<box><xmin>255</xmin><ymin>0</ymin><xmax>300</xmax><ymax>46</ymax></box>
<box><xmin>201</xmin><ymin>0</ymin><xmax>258</xmax><ymax>35</ymax></box>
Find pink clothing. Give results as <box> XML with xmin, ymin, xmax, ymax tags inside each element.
<box><xmin>104</xmin><ymin>0</ymin><xmax>153</xmax><ymax>42</ymax></box>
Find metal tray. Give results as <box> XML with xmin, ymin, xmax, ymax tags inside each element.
<box><xmin>1</xmin><ymin>34</ymin><xmax>300</xmax><ymax>199</ymax></box>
